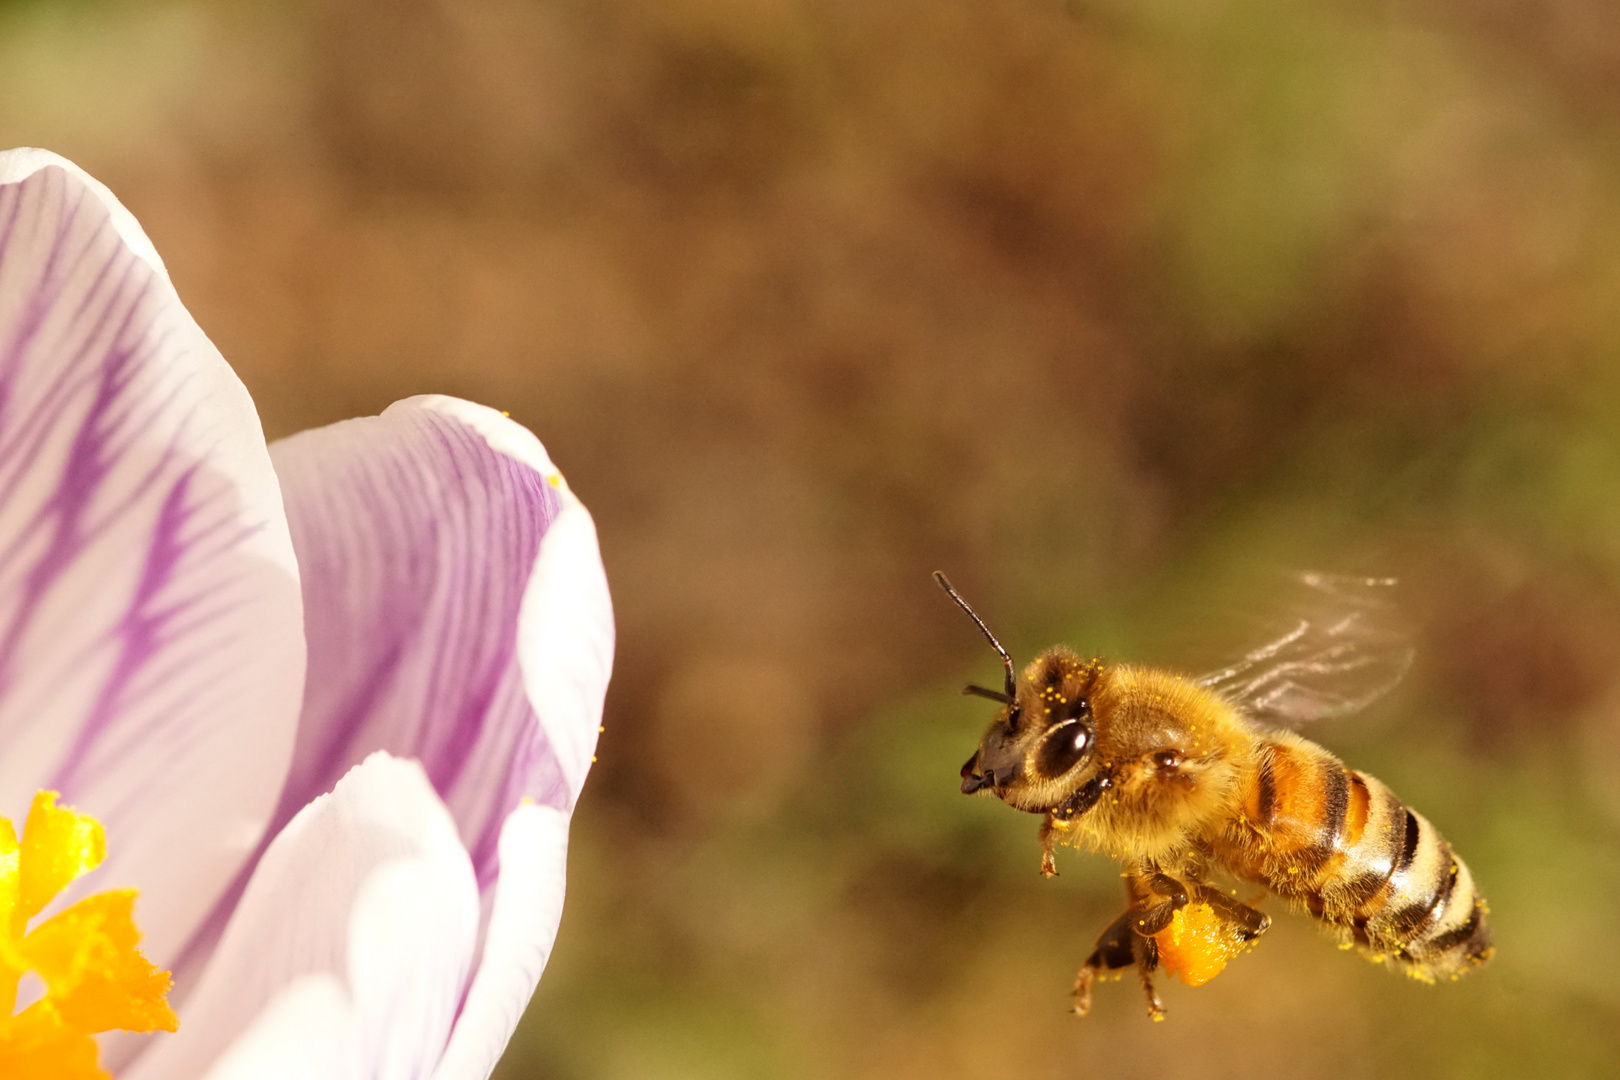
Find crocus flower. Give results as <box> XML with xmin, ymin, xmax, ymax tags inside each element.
<box><xmin>0</xmin><ymin>148</ymin><xmax>613</xmax><ymax>1078</ymax></box>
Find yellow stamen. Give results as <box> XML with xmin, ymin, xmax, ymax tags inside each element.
<box><xmin>0</xmin><ymin>792</ymin><xmax>176</xmax><ymax>1079</ymax></box>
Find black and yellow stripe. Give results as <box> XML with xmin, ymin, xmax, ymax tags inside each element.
<box><xmin>1226</xmin><ymin>736</ymin><xmax>1492</xmax><ymax>980</ymax></box>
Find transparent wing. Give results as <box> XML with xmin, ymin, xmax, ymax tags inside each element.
<box><xmin>1194</xmin><ymin>572</ymin><xmax>1415</xmax><ymax>727</ymax></box>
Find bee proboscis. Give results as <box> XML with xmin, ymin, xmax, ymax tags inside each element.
<box><xmin>936</xmin><ymin>571</ymin><xmax>1492</xmax><ymax>1020</ymax></box>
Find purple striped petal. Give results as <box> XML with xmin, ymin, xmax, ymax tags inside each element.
<box><xmin>265</xmin><ymin>395</ymin><xmax>611</xmax><ymax>888</ymax></box>
<box><xmin>0</xmin><ymin>151</ymin><xmax>304</xmax><ymax>961</ymax></box>
<box><xmin>126</xmin><ymin>753</ymin><xmax>481</xmax><ymax>1080</ymax></box>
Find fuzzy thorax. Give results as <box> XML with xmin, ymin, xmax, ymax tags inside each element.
<box><xmin>1054</xmin><ymin>665</ymin><xmax>1253</xmax><ymax>864</ymax></box>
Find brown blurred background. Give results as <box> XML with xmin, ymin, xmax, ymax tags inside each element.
<box><xmin>8</xmin><ymin>0</ymin><xmax>1620</xmax><ymax>1075</ymax></box>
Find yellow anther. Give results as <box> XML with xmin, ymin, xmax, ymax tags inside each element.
<box><xmin>0</xmin><ymin>792</ymin><xmax>175</xmax><ymax>1078</ymax></box>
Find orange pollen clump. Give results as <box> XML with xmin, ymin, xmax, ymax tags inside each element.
<box><xmin>0</xmin><ymin>791</ymin><xmax>176</xmax><ymax>1079</ymax></box>
<box><xmin>1153</xmin><ymin>902</ymin><xmax>1252</xmax><ymax>988</ymax></box>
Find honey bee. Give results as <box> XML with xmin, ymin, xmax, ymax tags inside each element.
<box><xmin>936</xmin><ymin>571</ymin><xmax>1493</xmax><ymax>1020</ymax></box>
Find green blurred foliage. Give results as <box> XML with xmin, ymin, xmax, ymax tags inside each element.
<box><xmin>8</xmin><ymin>0</ymin><xmax>1620</xmax><ymax>1075</ymax></box>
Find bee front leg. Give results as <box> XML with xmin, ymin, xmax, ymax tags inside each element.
<box><xmin>1038</xmin><ymin>813</ymin><xmax>1067</xmax><ymax>877</ymax></box>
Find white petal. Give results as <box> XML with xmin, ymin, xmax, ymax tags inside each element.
<box><xmin>515</xmin><ymin>476</ymin><xmax>614</xmax><ymax>807</ymax></box>
<box><xmin>352</xmin><ymin>859</ymin><xmax>479</xmax><ymax>1080</ymax></box>
<box><xmin>430</xmin><ymin>802</ymin><xmax>570</xmax><ymax>1080</ymax></box>
<box><xmin>199</xmin><ymin>976</ymin><xmax>361</xmax><ymax>1080</ymax></box>
<box><xmin>126</xmin><ymin>754</ymin><xmax>480</xmax><ymax>1080</ymax></box>
<box><xmin>0</xmin><ymin>150</ymin><xmax>304</xmax><ymax>962</ymax></box>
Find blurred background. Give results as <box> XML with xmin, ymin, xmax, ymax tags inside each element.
<box><xmin>6</xmin><ymin>0</ymin><xmax>1620</xmax><ymax>1075</ymax></box>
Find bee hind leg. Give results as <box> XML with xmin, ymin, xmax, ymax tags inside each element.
<box><xmin>1194</xmin><ymin>884</ymin><xmax>1270</xmax><ymax>941</ymax></box>
<box><xmin>1133</xmin><ymin>929</ymin><xmax>1166</xmax><ymax>1021</ymax></box>
<box><xmin>1133</xmin><ymin>872</ymin><xmax>1190</xmax><ymax>936</ymax></box>
<box><xmin>1075</xmin><ymin>875</ymin><xmax>1188</xmax><ymax>1021</ymax></box>
<box><xmin>1123</xmin><ymin>873</ymin><xmax>1187</xmax><ymax>1020</ymax></box>
<box><xmin>1072</xmin><ymin>910</ymin><xmax>1134</xmax><ymax>1016</ymax></box>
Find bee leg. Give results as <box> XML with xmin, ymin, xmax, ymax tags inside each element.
<box><xmin>1072</xmin><ymin>910</ymin><xmax>1135</xmax><ymax>1016</ymax></box>
<box><xmin>1133</xmin><ymin>873</ymin><xmax>1190</xmax><ymax>936</ymax></box>
<box><xmin>1194</xmin><ymin>884</ymin><xmax>1270</xmax><ymax>941</ymax></box>
<box><xmin>1038</xmin><ymin>813</ymin><xmax>1067</xmax><ymax>877</ymax></box>
<box><xmin>1131</xmin><ymin>927</ymin><xmax>1166</xmax><ymax>1021</ymax></box>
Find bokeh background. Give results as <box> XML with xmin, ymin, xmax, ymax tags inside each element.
<box><xmin>6</xmin><ymin>0</ymin><xmax>1620</xmax><ymax>1075</ymax></box>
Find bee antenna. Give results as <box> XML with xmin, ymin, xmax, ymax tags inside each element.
<box><xmin>963</xmin><ymin>684</ymin><xmax>1015</xmax><ymax>705</ymax></box>
<box><xmin>933</xmin><ymin>571</ymin><xmax>1018</xmax><ymax>700</ymax></box>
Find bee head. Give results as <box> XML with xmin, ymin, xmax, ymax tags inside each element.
<box><xmin>934</xmin><ymin>573</ymin><xmax>1104</xmax><ymax>813</ymax></box>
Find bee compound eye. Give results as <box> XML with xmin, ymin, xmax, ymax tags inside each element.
<box><xmin>1036</xmin><ymin>719</ymin><xmax>1092</xmax><ymax>778</ymax></box>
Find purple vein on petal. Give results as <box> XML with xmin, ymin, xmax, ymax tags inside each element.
<box><xmin>0</xmin><ymin>280</ymin><xmax>146</xmax><ymax>693</ymax></box>
<box><xmin>0</xmin><ymin>196</ymin><xmax>126</xmax><ymax>466</ymax></box>
<box><xmin>169</xmin><ymin>405</ymin><xmax>571</xmax><ymax>990</ymax></box>
<box><xmin>0</xmin><ymin>160</ymin><xmax>305</xmax><ymax>968</ymax></box>
<box><xmin>52</xmin><ymin>464</ymin><xmax>233</xmax><ymax>791</ymax></box>
<box><xmin>270</xmin><ymin>404</ymin><xmax>569</xmax><ymax>885</ymax></box>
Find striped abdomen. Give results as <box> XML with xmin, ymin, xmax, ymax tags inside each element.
<box><xmin>1215</xmin><ymin>733</ymin><xmax>1493</xmax><ymax>980</ymax></box>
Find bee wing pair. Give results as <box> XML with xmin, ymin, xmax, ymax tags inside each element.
<box><xmin>1193</xmin><ymin>572</ymin><xmax>1416</xmax><ymax>728</ymax></box>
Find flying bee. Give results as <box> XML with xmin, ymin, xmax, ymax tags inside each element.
<box><xmin>936</xmin><ymin>571</ymin><xmax>1493</xmax><ymax>1021</ymax></box>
